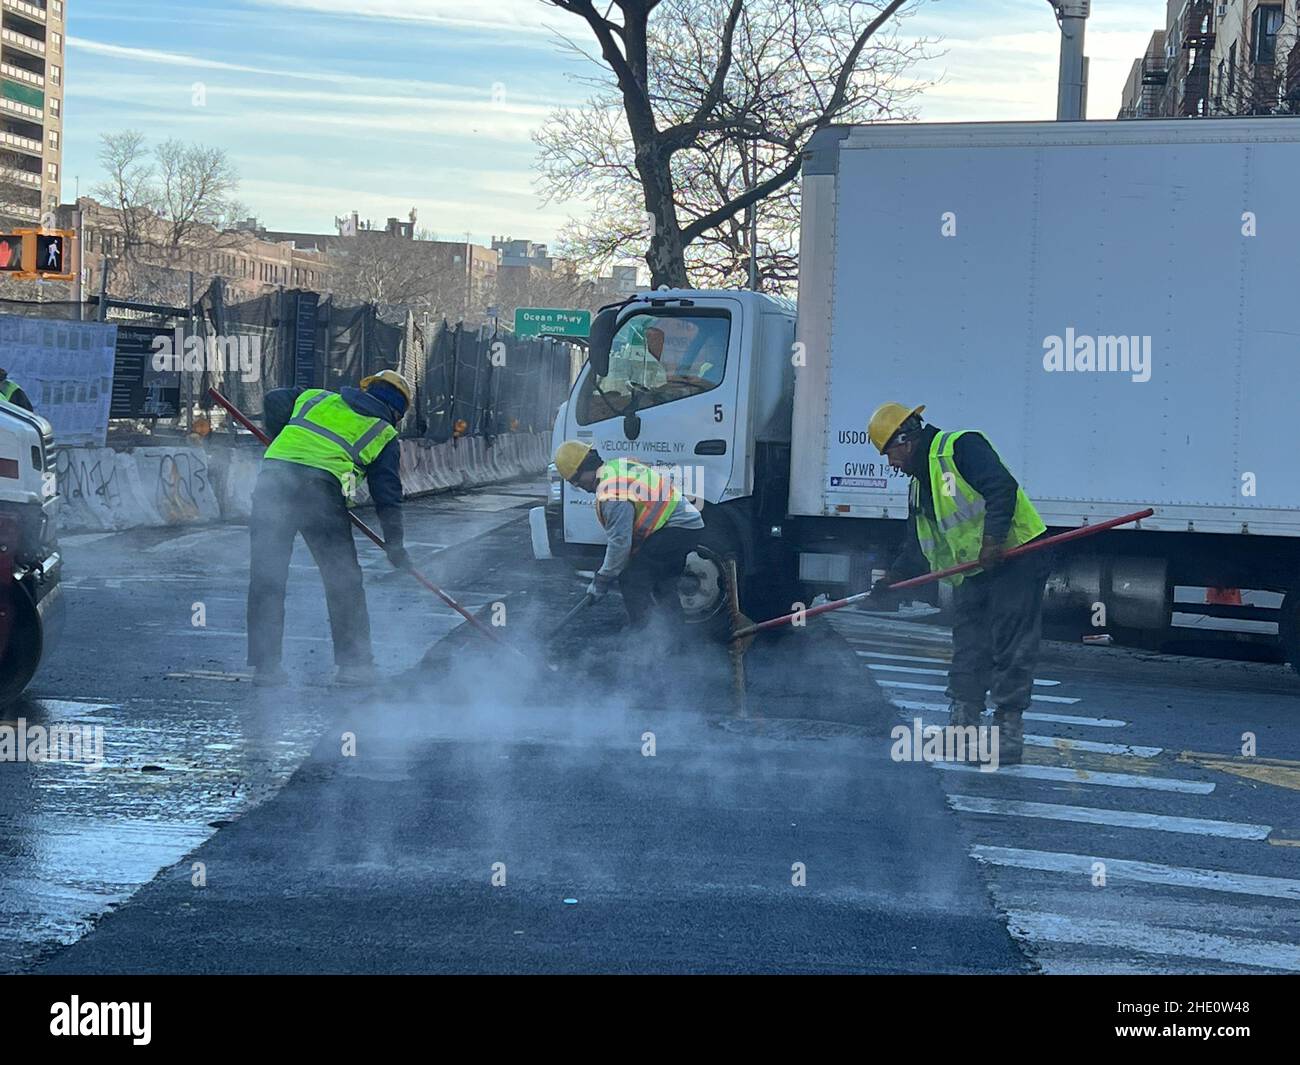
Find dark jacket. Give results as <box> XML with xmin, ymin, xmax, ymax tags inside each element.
<box><xmin>889</xmin><ymin>424</ymin><xmax>1022</xmax><ymax>580</ymax></box>
<box><xmin>264</xmin><ymin>386</ymin><xmax>405</xmax><ymax>546</ymax></box>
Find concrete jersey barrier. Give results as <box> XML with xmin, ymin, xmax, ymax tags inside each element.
<box><xmin>54</xmin><ymin>432</ymin><xmax>551</xmax><ymax>532</ymax></box>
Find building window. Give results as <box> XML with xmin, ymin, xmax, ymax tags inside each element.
<box><xmin>47</xmin><ymin>162</ymin><xmax>58</xmax><ymax>180</ymax></box>
<box><xmin>49</xmin><ymin>98</ymin><xmax>60</xmax><ymax>117</ymax></box>
<box><xmin>53</xmin><ymin>1</ymin><xmax>63</xmax><ymax>16</ymax></box>
<box><xmin>48</xmin><ymin>129</ymin><xmax>58</xmax><ymax>149</ymax></box>
<box><xmin>52</xmin><ymin>31</ymin><xmax>62</xmax><ymax>53</ymax></box>
<box><xmin>51</xmin><ymin>66</ymin><xmax>62</xmax><ymax>87</ymax></box>
<box><xmin>1252</xmin><ymin>5</ymin><xmax>1283</xmax><ymax>64</ymax></box>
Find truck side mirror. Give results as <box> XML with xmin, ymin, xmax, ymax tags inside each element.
<box><xmin>588</xmin><ymin>307</ymin><xmax>618</xmax><ymax>377</ymax></box>
<box><xmin>623</xmin><ymin>411</ymin><xmax>642</xmax><ymax>440</ymax></box>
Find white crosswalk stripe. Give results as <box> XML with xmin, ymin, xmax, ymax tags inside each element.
<box><xmin>934</xmin><ymin>761</ymin><xmax>1214</xmax><ymax>793</ymax></box>
<box><xmin>948</xmin><ymin>795</ymin><xmax>1270</xmax><ymax>839</ymax></box>
<box><xmin>1004</xmin><ymin>912</ymin><xmax>1300</xmax><ymax>973</ymax></box>
<box><xmin>867</xmin><ymin>662</ymin><xmax>1061</xmax><ymax>686</ymax></box>
<box><xmin>828</xmin><ymin>609</ymin><xmax>1292</xmax><ymax>975</ymax></box>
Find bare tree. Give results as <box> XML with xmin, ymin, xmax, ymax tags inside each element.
<box><xmin>91</xmin><ymin>131</ymin><xmax>245</xmax><ymax>302</ymax></box>
<box><xmin>328</xmin><ymin>231</ymin><xmax>487</xmax><ymax>322</ymax></box>
<box><xmin>539</xmin><ymin>0</ymin><xmax>932</xmax><ymax>288</ymax></box>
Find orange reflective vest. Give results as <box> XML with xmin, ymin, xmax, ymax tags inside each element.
<box><xmin>595</xmin><ymin>457</ymin><xmax>680</xmax><ymax>547</ymax></box>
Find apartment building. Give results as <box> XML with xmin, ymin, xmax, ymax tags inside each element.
<box><xmin>1119</xmin><ymin>1</ymin><xmax>1300</xmax><ymax>117</ymax></box>
<box><xmin>62</xmin><ymin>196</ymin><xmax>331</xmax><ymax>305</ymax></box>
<box><xmin>0</xmin><ymin>0</ymin><xmax>65</xmax><ymax>224</ymax></box>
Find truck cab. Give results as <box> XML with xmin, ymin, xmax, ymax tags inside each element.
<box><xmin>537</xmin><ymin>289</ymin><xmax>798</xmax><ymax>623</ymax></box>
<box><xmin>0</xmin><ymin>401</ymin><xmax>63</xmax><ymax>704</ymax></box>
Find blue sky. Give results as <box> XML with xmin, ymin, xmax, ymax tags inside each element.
<box><xmin>64</xmin><ymin>0</ymin><xmax>1165</xmax><ymax>247</ymax></box>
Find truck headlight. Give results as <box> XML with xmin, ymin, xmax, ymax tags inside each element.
<box><xmin>548</xmin><ymin>463</ymin><xmax>562</xmax><ymax>505</ymax></box>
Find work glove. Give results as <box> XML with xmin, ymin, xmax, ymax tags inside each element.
<box><xmin>978</xmin><ymin>537</ymin><xmax>1005</xmax><ymax>570</ymax></box>
<box><xmin>865</xmin><ymin>576</ymin><xmax>898</xmax><ymax>610</ymax></box>
<box><xmin>586</xmin><ymin>575</ymin><xmax>611</xmax><ymax>599</ymax></box>
<box><xmin>385</xmin><ymin>543</ymin><xmax>414</xmax><ymax>570</ymax></box>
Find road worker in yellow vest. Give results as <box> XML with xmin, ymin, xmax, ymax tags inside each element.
<box><xmin>554</xmin><ymin>440</ymin><xmax>704</xmax><ymax>629</ymax></box>
<box><xmin>246</xmin><ymin>371</ymin><xmax>413</xmax><ymax>688</ymax></box>
<box><xmin>865</xmin><ymin>403</ymin><xmax>1049</xmax><ymax>765</ymax></box>
<box><xmin>0</xmin><ymin>369</ymin><xmax>34</xmax><ymax>412</ymax></box>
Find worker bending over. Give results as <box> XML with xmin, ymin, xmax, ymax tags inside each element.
<box><xmin>247</xmin><ymin>370</ymin><xmax>414</xmax><ymax>687</ymax></box>
<box><xmin>866</xmin><ymin>403</ymin><xmax>1048</xmax><ymax>765</ymax></box>
<box><xmin>0</xmin><ymin>369</ymin><xmax>34</xmax><ymax>412</ymax></box>
<box><xmin>554</xmin><ymin>441</ymin><xmax>704</xmax><ymax>629</ymax></box>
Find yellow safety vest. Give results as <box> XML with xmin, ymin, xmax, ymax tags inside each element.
<box><xmin>595</xmin><ymin>458</ymin><xmax>680</xmax><ymax>547</ymax></box>
<box><xmin>264</xmin><ymin>390</ymin><xmax>396</xmax><ymax>498</ymax></box>
<box><xmin>0</xmin><ymin>379</ymin><xmax>19</xmax><ymax>403</ymax></box>
<box><xmin>912</xmin><ymin>430</ymin><xmax>1045</xmax><ymax>587</ymax></box>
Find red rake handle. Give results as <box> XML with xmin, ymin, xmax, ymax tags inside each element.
<box><xmin>731</xmin><ymin>507</ymin><xmax>1156</xmax><ymax>641</ymax></box>
<box><xmin>207</xmin><ymin>387</ymin><xmax>523</xmax><ymax>658</ymax></box>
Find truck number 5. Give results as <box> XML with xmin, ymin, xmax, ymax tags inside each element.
<box><xmin>713</xmin><ymin>404</ymin><xmax>724</xmax><ymax>423</ymax></box>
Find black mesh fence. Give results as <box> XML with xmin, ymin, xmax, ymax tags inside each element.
<box><xmin>414</xmin><ymin>320</ymin><xmax>574</xmax><ymax>443</ymax></box>
<box><xmin>1</xmin><ymin>283</ymin><xmax>576</xmax><ymax>444</ymax></box>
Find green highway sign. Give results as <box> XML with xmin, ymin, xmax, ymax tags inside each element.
<box><xmin>514</xmin><ymin>307</ymin><xmax>591</xmax><ymax>338</ymax></box>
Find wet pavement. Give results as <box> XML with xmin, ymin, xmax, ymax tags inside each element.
<box><xmin>0</xmin><ymin>480</ymin><xmax>546</xmax><ymax>973</ymax></box>
<box><xmin>5</xmin><ymin>473</ymin><xmax>1300</xmax><ymax>973</ymax></box>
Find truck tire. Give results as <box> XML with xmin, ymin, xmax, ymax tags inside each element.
<box><xmin>677</xmin><ymin>529</ymin><xmax>743</xmax><ymax>641</ymax></box>
<box><xmin>1281</xmin><ymin>589</ymin><xmax>1300</xmax><ymax>678</ymax></box>
<box><xmin>0</xmin><ymin>580</ymin><xmax>44</xmax><ymax>707</ymax></box>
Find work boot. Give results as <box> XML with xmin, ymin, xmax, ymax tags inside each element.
<box><xmin>252</xmin><ymin>665</ymin><xmax>289</xmax><ymax>688</ymax></box>
<box><xmin>948</xmin><ymin>701</ymin><xmax>985</xmax><ymax>728</ymax></box>
<box><xmin>333</xmin><ymin>664</ymin><xmax>377</xmax><ymax>688</ymax></box>
<box><xmin>993</xmin><ymin>707</ymin><xmax>1025</xmax><ymax>767</ymax></box>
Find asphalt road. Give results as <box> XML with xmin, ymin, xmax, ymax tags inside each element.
<box><xmin>4</xmin><ymin>479</ymin><xmax>1299</xmax><ymax>973</ymax></box>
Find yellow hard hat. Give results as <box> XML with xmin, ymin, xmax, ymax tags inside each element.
<box><xmin>867</xmin><ymin>402</ymin><xmax>926</xmax><ymax>453</ymax></box>
<box><xmin>554</xmin><ymin>440</ymin><xmax>593</xmax><ymax>481</ymax></box>
<box><xmin>360</xmin><ymin>369</ymin><xmax>413</xmax><ymax>407</ymax></box>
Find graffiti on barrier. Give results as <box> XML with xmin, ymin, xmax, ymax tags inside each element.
<box><xmin>154</xmin><ymin>451</ymin><xmax>210</xmax><ymax>524</ymax></box>
<box><xmin>55</xmin><ymin>450</ymin><xmax>122</xmax><ymax>509</ymax></box>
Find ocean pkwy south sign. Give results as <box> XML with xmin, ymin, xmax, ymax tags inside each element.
<box><xmin>513</xmin><ymin>307</ymin><xmax>591</xmax><ymax>339</ymax></box>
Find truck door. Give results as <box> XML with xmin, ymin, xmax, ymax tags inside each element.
<box><xmin>563</xmin><ymin>298</ymin><xmax>743</xmax><ymax>546</ymax></box>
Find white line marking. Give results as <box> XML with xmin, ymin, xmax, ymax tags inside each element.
<box><xmin>975</xmin><ymin>846</ymin><xmax>1300</xmax><ymax>901</ymax></box>
<box><xmin>1004</xmin><ymin>912</ymin><xmax>1300</xmax><ymax>973</ymax></box>
<box><xmin>876</xmin><ymin>680</ymin><xmax>1079</xmax><ymax>704</ymax></box>
<box><xmin>934</xmin><ymin>762</ymin><xmax>1213</xmax><ymax>793</ymax></box>
<box><xmin>179</xmin><ymin>629</ymin><xmax>330</xmax><ymax>642</ymax></box>
<box><xmin>1024</xmin><ymin>735</ymin><xmax>1161</xmax><ymax>757</ymax></box>
<box><xmin>890</xmin><ymin>699</ymin><xmax>1127</xmax><ymax>728</ymax></box>
<box><xmin>948</xmin><ymin>795</ymin><xmax>1270</xmax><ymax>839</ymax></box>
<box><xmin>856</xmin><ymin>650</ymin><xmax>951</xmax><ymax>665</ymax></box>
<box><xmin>867</xmin><ymin>663</ymin><xmax>1060</xmax><ymax>686</ymax></box>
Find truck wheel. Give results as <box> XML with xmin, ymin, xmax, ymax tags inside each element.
<box><xmin>677</xmin><ymin>531</ymin><xmax>742</xmax><ymax>640</ymax></box>
<box><xmin>0</xmin><ymin>580</ymin><xmax>44</xmax><ymax>707</ymax></box>
<box><xmin>1281</xmin><ymin>589</ymin><xmax>1300</xmax><ymax>678</ymax></box>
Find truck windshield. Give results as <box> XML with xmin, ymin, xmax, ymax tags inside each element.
<box><xmin>576</xmin><ymin>309</ymin><xmax>730</xmax><ymax>425</ymax></box>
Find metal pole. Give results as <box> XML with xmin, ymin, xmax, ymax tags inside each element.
<box><xmin>1054</xmin><ymin>3</ymin><xmax>1089</xmax><ymax>120</ymax></box>
<box><xmin>748</xmin><ymin>137</ymin><xmax>759</xmax><ymax>291</ymax></box>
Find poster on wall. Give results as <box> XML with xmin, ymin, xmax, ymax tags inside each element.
<box><xmin>0</xmin><ymin>314</ymin><xmax>118</xmax><ymax>447</ymax></box>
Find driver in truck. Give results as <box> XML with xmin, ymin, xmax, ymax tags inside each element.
<box><xmin>865</xmin><ymin>402</ymin><xmax>1050</xmax><ymax>766</ymax></box>
<box><xmin>554</xmin><ymin>440</ymin><xmax>704</xmax><ymax>630</ymax></box>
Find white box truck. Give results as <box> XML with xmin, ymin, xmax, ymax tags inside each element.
<box><xmin>536</xmin><ymin>118</ymin><xmax>1300</xmax><ymax>672</ymax></box>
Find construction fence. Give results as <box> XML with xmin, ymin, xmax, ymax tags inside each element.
<box><xmin>0</xmin><ymin>281</ymin><xmax>579</xmax><ymax>446</ymax></box>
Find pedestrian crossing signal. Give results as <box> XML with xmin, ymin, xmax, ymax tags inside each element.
<box><xmin>36</xmin><ymin>233</ymin><xmax>68</xmax><ymax>275</ymax></box>
<box><xmin>0</xmin><ymin>228</ymin><xmax>76</xmax><ymax>280</ymax></box>
<box><xmin>0</xmin><ymin>234</ymin><xmax>23</xmax><ymax>271</ymax></box>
